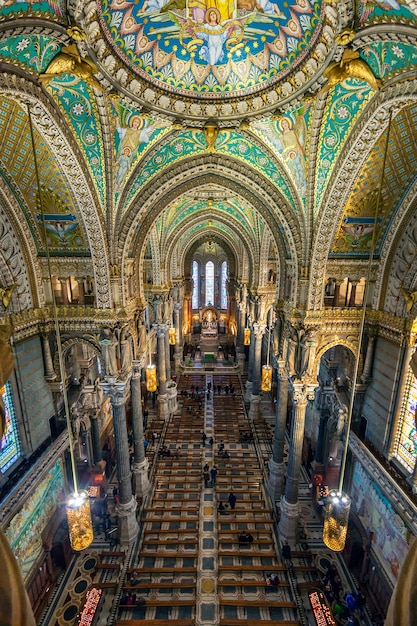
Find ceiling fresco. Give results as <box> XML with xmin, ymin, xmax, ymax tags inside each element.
<box><xmin>0</xmin><ymin>99</ymin><xmax>89</xmax><ymax>255</ymax></box>
<box><xmin>98</xmin><ymin>0</ymin><xmax>322</xmax><ymax>98</ymax></box>
<box><xmin>332</xmin><ymin>103</ymin><xmax>417</xmax><ymax>256</ymax></box>
<box><xmin>121</xmin><ymin>127</ymin><xmax>297</xmax><ymax>213</ymax></box>
<box><xmin>0</xmin><ymin>0</ymin><xmax>64</xmax><ymax>20</ymax></box>
<box><xmin>356</xmin><ymin>0</ymin><xmax>417</xmax><ymax>26</ymax></box>
<box><xmin>0</xmin><ymin>34</ymin><xmax>59</xmax><ymax>75</ymax></box>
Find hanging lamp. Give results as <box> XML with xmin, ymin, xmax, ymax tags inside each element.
<box><xmin>323</xmin><ymin>111</ymin><xmax>392</xmax><ymax>551</ymax></box>
<box><xmin>168</xmin><ymin>326</ymin><xmax>176</xmax><ymax>345</ymax></box>
<box><xmin>243</xmin><ymin>327</ymin><xmax>251</xmax><ymax>346</ymax></box>
<box><xmin>28</xmin><ymin>104</ymin><xmax>93</xmax><ymax>551</ymax></box>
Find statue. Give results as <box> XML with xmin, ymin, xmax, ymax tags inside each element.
<box><xmin>71</xmin><ymin>404</ymin><xmax>81</xmax><ymax>440</ymax></box>
<box><xmin>39</xmin><ymin>43</ymin><xmax>103</xmax><ymax>91</ymax></box>
<box><xmin>120</xmin><ymin>325</ymin><xmax>133</xmax><ymax>372</ymax></box>
<box><xmin>401</xmin><ymin>288</ymin><xmax>417</xmax><ymax>314</ymax></box>
<box><xmin>0</xmin><ymin>284</ymin><xmax>16</xmax><ymax>310</ymax></box>
<box><xmin>95</xmin><ymin>378</ymin><xmax>104</xmax><ymax>409</ymax></box>
<box><xmin>99</xmin><ymin>327</ymin><xmax>118</xmax><ymax>375</ymax></box>
<box><xmin>319</xmin><ymin>47</ymin><xmax>381</xmax><ymax>96</ymax></box>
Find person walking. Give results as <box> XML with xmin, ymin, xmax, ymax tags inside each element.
<box><xmin>209</xmin><ymin>436</ymin><xmax>214</xmax><ymax>447</ymax></box>
<box><xmin>203</xmin><ymin>467</ymin><xmax>210</xmax><ymax>487</ymax></box>
<box><xmin>210</xmin><ymin>466</ymin><xmax>217</xmax><ymax>486</ymax></box>
<box><xmin>282</xmin><ymin>540</ymin><xmax>292</xmax><ymax>565</ymax></box>
<box><xmin>202</xmin><ymin>432</ymin><xmax>207</xmax><ymax>446</ymax></box>
<box><xmin>228</xmin><ymin>491</ymin><xmax>236</xmax><ymax>509</ymax></box>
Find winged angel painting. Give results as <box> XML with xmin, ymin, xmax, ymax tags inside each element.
<box><xmin>104</xmin><ymin>0</ymin><xmax>316</xmax><ymax>92</ymax></box>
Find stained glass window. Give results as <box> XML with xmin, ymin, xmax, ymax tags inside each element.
<box><xmin>221</xmin><ymin>261</ymin><xmax>228</xmax><ymax>309</ymax></box>
<box><xmin>0</xmin><ymin>382</ymin><xmax>20</xmax><ymax>472</ymax></box>
<box><xmin>395</xmin><ymin>367</ymin><xmax>417</xmax><ymax>472</ymax></box>
<box><xmin>192</xmin><ymin>261</ymin><xmax>199</xmax><ymax>309</ymax></box>
<box><xmin>205</xmin><ymin>261</ymin><xmax>214</xmax><ymax>306</ymax></box>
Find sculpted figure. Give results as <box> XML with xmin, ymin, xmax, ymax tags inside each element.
<box><xmin>319</xmin><ymin>48</ymin><xmax>381</xmax><ymax>95</ymax></box>
<box><xmin>39</xmin><ymin>44</ymin><xmax>102</xmax><ymax>91</ymax></box>
<box><xmin>120</xmin><ymin>325</ymin><xmax>134</xmax><ymax>372</ymax></box>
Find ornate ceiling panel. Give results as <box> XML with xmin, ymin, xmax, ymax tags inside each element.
<box><xmin>0</xmin><ymin>98</ymin><xmax>89</xmax><ymax>256</ymax></box>
<box><xmin>332</xmin><ymin>103</ymin><xmax>417</xmax><ymax>257</ymax></box>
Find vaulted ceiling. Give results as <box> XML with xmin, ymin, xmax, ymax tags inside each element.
<box><xmin>0</xmin><ymin>0</ymin><xmax>417</xmax><ymax>314</ymax></box>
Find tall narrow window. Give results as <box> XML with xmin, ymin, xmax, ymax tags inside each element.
<box><xmin>0</xmin><ymin>382</ymin><xmax>20</xmax><ymax>472</ymax></box>
<box><xmin>205</xmin><ymin>261</ymin><xmax>214</xmax><ymax>306</ymax></box>
<box><xmin>221</xmin><ymin>261</ymin><xmax>228</xmax><ymax>309</ymax></box>
<box><xmin>192</xmin><ymin>261</ymin><xmax>199</xmax><ymax>309</ymax></box>
<box><xmin>394</xmin><ymin>367</ymin><xmax>417</xmax><ymax>472</ymax></box>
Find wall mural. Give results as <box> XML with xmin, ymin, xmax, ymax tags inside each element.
<box><xmin>352</xmin><ymin>461</ymin><xmax>410</xmax><ymax>585</ymax></box>
<box><xmin>5</xmin><ymin>458</ymin><xmax>65</xmax><ymax>579</ymax></box>
<box><xmin>111</xmin><ymin>101</ymin><xmax>171</xmax><ymax>197</ymax></box>
<box><xmin>98</xmin><ymin>0</ymin><xmax>321</xmax><ymax>96</ymax></box>
<box><xmin>252</xmin><ymin>105</ymin><xmax>311</xmax><ymax>206</ymax></box>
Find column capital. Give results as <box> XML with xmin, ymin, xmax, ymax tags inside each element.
<box><xmin>153</xmin><ymin>322</ymin><xmax>168</xmax><ymax>338</ymax></box>
<box><xmin>292</xmin><ymin>382</ymin><xmax>315</xmax><ymax>405</ymax></box>
<box><xmin>132</xmin><ymin>358</ymin><xmax>145</xmax><ymax>376</ymax></box>
<box><xmin>100</xmin><ymin>377</ymin><xmax>130</xmax><ymax>406</ymax></box>
<box><xmin>253</xmin><ymin>323</ymin><xmax>266</xmax><ymax>339</ymax></box>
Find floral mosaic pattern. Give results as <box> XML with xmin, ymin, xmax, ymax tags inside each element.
<box><xmin>0</xmin><ymin>34</ymin><xmax>59</xmax><ymax>74</ymax></box>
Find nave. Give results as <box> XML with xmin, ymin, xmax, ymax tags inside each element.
<box><xmin>39</xmin><ymin>373</ymin><xmax>372</xmax><ymax>626</ymax></box>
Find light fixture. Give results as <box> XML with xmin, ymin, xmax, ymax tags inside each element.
<box><xmin>146</xmin><ymin>364</ymin><xmax>157</xmax><ymax>392</ymax></box>
<box><xmin>244</xmin><ymin>327</ymin><xmax>251</xmax><ymax>346</ymax></box>
<box><xmin>27</xmin><ymin>104</ymin><xmax>93</xmax><ymax>551</ymax></box>
<box><xmin>168</xmin><ymin>326</ymin><xmax>176</xmax><ymax>345</ymax></box>
<box><xmin>322</xmin><ymin>111</ymin><xmax>392</xmax><ymax>551</ymax></box>
<box><xmin>261</xmin><ymin>322</ymin><xmax>272</xmax><ymax>392</ymax></box>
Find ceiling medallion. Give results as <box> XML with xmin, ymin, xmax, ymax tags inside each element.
<box><xmin>83</xmin><ymin>0</ymin><xmax>337</xmax><ymax>120</ymax></box>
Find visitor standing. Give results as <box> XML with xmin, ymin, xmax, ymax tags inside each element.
<box><xmin>210</xmin><ymin>466</ymin><xmax>217</xmax><ymax>486</ymax></box>
<box><xmin>228</xmin><ymin>491</ymin><xmax>236</xmax><ymax>509</ymax></box>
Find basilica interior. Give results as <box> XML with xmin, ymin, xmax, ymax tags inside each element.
<box><xmin>1</xmin><ymin>1</ymin><xmax>417</xmax><ymax>625</ymax></box>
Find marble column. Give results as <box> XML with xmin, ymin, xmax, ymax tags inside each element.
<box><xmin>164</xmin><ymin>326</ymin><xmax>171</xmax><ymax>381</ymax></box>
<box><xmin>173</xmin><ymin>302</ymin><xmax>182</xmax><ymax>373</ymax></box>
<box><xmin>245</xmin><ymin>324</ymin><xmax>256</xmax><ymax>402</ymax></box>
<box><xmin>361</xmin><ymin>331</ymin><xmax>376</xmax><ymax>383</ymax></box>
<box><xmin>42</xmin><ymin>333</ymin><xmax>56</xmax><ymax>380</ymax></box>
<box><xmin>154</xmin><ymin>323</ymin><xmax>169</xmax><ymax>418</ymax></box>
<box><xmin>249</xmin><ymin>324</ymin><xmax>266</xmax><ymax>420</ymax></box>
<box><xmin>131</xmin><ymin>359</ymin><xmax>150</xmax><ymax>497</ymax></box>
<box><xmin>89</xmin><ymin>414</ymin><xmax>102</xmax><ymax>464</ymax></box>
<box><xmin>236</xmin><ymin>303</ymin><xmax>247</xmax><ymax>371</ymax></box>
<box><xmin>268</xmin><ymin>360</ymin><xmax>288</xmax><ymax>500</ymax></box>
<box><xmin>279</xmin><ymin>383</ymin><xmax>311</xmax><ymax>542</ymax></box>
<box><xmin>101</xmin><ymin>377</ymin><xmax>138</xmax><ymax>544</ymax></box>
<box><xmin>333</xmin><ymin>281</ymin><xmax>341</xmax><ymax>307</ymax></box>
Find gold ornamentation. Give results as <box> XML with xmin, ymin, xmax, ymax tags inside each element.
<box><xmin>401</xmin><ymin>288</ymin><xmax>417</xmax><ymax>314</ymax></box>
<box><xmin>0</xmin><ymin>284</ymin><xmax>16</xmax><ymax>309</ymax></box>
<box><xmin>204</xmin><ymin>124</ymin><xmax>219</xmax><ymax>152</ymax></box>
<box><xmin>319</xmin><ymin>48</ymin><xmax>381</xmax><ymax>95</ymax></box>
<box><xmin>39</xmin><ymin>44</ymin><xmax>102</xmax><ymax>91</ymax></box>
<box><xmin>66</xmin><ymin>491</ymin><xmax>94</xmax><ymax>551</ymax></box>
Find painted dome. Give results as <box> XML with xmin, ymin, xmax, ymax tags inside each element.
<box><xmin>88</xmin><ymin>0</ymin><xmax>336</xmax><ymax>120</ymax></box>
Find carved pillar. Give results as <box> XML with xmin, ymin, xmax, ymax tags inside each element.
<box><xmin>279</xmin><ymin>384</ymin><xmax>312</xmax><ymax>542</ymax></box>
<box><xmin>348</xmin><ymin>280</ymin><xmax>358</xmax><ymax>307</ymax></box>
<box><xmin>59</xmin><ymin>279</ymin><xmax>69</xmax><ymax>304</ymax></box>
<box><xmin>245</xmin><ymin>322</ymin><xmax>256</xmax><ymax>402</ymax></box>
<box><xmin>268</xmin><ymin>360</ymin><xmax>288</xmax><ymax>500</ymax></box>
<box><xmin>236</xmin><ymin>302</ymin><xmax>247</xmax><ymax>370</ymax></box>
<box><xmin>131</xmin><ymin>359</ymin><xmax>150</xmax><ymax>497</ymax></box>
<box><xmin>100</xmin><ymin>377</ymin><xmax>138</xmax><ymax>544</ymax></box>
<box><xmin>89</xmin><ymin>414</ymin><xmax>102</xmax><ymax>464</ymax></box>
<box><xmin>249</xmin><ymin>323</ymin><xmax>266</xmax><ymax>419</ymax></box>
<box><xmin>173</xmin><ymin>302</ymin><xmax>182</xmax><ymax>373</ymax></box>
<box><xmin>110</xmin><ymin>264</ymin><xmax>121</xmax><ymax>309</ymax></box>
<box><xmin>42</xmin><ymin>333</ymin><xmax>56</xmax><ymax>380</ymax></box>
<box><xmin>154</xmin><ymin>323</ymin><xmax>169</xmax><ymax>418</ymax></box>
<box><xmin>361</xmin><ymin>331</ymin><xmax>376</xmax><ymax>383</ymax></box>
<box><xmin>164</xmin><ymin>325</ymin><xmax>171</xmax><ymax>381</ymax></box>
<box><xmin>333</xmin><ymin>281</ymin><xmax>341</xmax><ymax>307</ymax></box>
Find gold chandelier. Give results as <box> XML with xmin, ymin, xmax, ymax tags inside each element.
<box><xmin>28</xmin><ymin>105</ymin><xmax>93</xmax><ymax>551</ymax></box>
<box><xmin>243</xmin><ymin>327</ymin><xmax>251</xmax><ymax>346</ymax></box>
<box><xmin>146</xmin><ymin>364</ymin><xmax>157</xmax><ymax>392</ymax></box>
<box><xmin>168</xmin><ymin>326</ymin><xmax>176</xmax><ymax>345</ymax></box>
<box><xmin>261</xmin><ymin>322</ymin><xmax>272</xmax><ymax>392</ymax></box>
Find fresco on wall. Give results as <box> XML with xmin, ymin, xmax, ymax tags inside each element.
<box><xmin>5</xmin><ymin>459</ymin><xmax>65</xmax><ymax>579</ymax></box>
<box><xmin>352</xmin><ymin>461</ymin><xmax>410</xmax><ymax>584</ymax></box>
<box><xmin>111</xmin><ymin>101</ymin><xmax>171</xmax><ymax>196</ymax></box>
<box><xmin>252</xmin><ymin>105</ymin><xmax>310</xmax><ymax>205</ymax></box>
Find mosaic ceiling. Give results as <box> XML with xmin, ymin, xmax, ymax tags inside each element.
<box><xmin>0</xmin><ymin>0</ymin><xmax>416</xmax><ymax>272</ymax></box>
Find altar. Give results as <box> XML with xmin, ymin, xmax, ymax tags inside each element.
<box><xmin>201</xmin><ymin>308</ymin><xmax>218</xmax><ymax>336</ymax></box>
